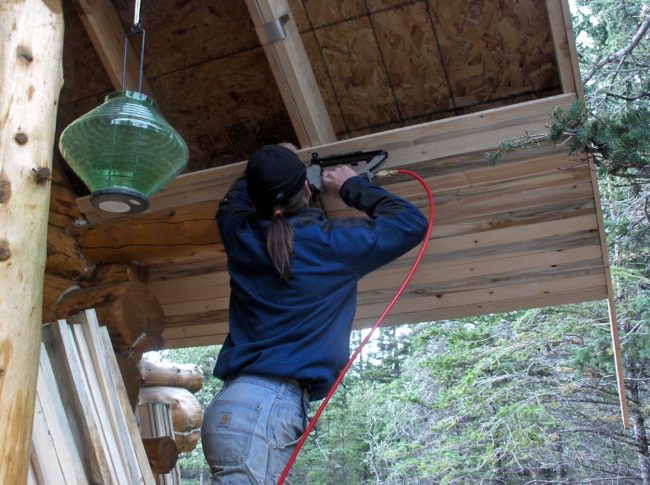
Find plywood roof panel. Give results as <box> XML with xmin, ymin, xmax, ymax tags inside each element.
<box><xmin>371</xmin><ymin>2</ymin><xmax>452</xmax><ymax>119</ymax></box>
<box><xmin>148</xmin><ymin>48</ymin><xmax>297</xmax><ymax>171</ymax></box>
<box><xmin>315</xmin><ymin>16</ymin><xmax>400</xmax><ymax>131</ymax></box>
<box><xmin>431</xmin><ymin>0</ymin><xmax>560</xmax><ymax>107</ymax></box>
<box><xmin>56</xmin><ymin>0</ymin><xmax>563</xmax><ymax>174</ymax></box>
<box><xmin>112</xmin><ymin>0</ymin><xmax>259</xmax><ymax>78</ymax></box>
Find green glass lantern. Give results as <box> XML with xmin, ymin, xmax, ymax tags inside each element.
<box><xmin>59</xmin><ymin>4</ymin><xmax>188</xmax><ymax>215</ymax></box>
<box><xmin>59</xmin><ymin>90</ymin><xmax>188</xmax><ymax>214</ymax></box>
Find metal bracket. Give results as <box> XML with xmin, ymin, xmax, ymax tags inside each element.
<box><xmin>257</xmin><ymin>14</ymin><xmax>290</xmax><ymax>45</ymax></box>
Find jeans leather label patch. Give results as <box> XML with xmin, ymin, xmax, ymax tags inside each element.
<box><xmin>217</xmin><ymin>411</ymin><xmax>232</xmax><ymax>427</ymax></box>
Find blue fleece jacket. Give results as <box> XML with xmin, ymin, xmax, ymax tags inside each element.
<box><xmin>214</xmin><ymin>175</ymin><xmax>428</xmax><ymax>400</ymax></box>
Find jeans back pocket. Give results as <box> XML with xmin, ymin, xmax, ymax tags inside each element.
<box><xmin>202</xmin><ymin>399</ymin><xmax>261</xmax><ymax>466</ymax></box>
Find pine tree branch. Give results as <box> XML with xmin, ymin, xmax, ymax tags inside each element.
<box><xmin>605</xmin><ymin>91</ymin><xmax>650</xmax><ymax>102</ymax></box>
<box><xmin>583</xmin><ymin>13</ymin><xmax>650</xmax><ymax>84</ymax></box>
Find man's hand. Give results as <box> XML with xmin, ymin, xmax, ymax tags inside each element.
<box><xmin>322</xmin><ymin>166</ymin><xmax>358</xmax><ymax>194</ymax></box>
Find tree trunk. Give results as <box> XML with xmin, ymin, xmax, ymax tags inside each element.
<box><xmin>629</xmin><ymin>382</ymin><xmax>650</xmax><ymax>484</ymax></box>
<box><xmin>142</xmin><ymin>436</ymin><xmax>178</xmax><ymax>474</ymax></box>
<box><xmin>0</xmin><ymin>1</ymin><xmax>64</xmax><ymax>483</ymax></box>
<box><xmin>139</xmin><ymin>359</ymin><xmax>204</xmax><ymax>393</ymax></box>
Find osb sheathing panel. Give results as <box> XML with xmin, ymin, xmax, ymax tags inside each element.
<box><xmin>371</xmin><ymin>3</ymin><xmax>452</xmax><ymax>119</ymax></box>
<box><xmin>148</xmin><ymin>48</ymin><xmax>297</xmax><ymax>170</ymax></box>
<box><xmin>112</xmin><ymin>0</ymin><xmax>259</xmax><ymax>78</ymax></box>
<box><xmin>291</xmin><ymin>0</ymin><xmax>560</xmax><ymax>137</ymax></box>
<box><xmin>431</xmin><ymin>0</ymin><xmax>560</xmax><ymax>107</ymax></box>
<box><xmin>56</xmin><ymin>0</ymin><xmax>561</xmax><ymax>177</ymax></box>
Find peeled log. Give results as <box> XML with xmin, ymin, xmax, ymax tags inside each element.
<box><xmin>142</xmin><ymin>436</ymin><xmax>178</xmax><ymax>474</ymax></box>
<box><xmin>80</xmin><ymin>262</ymin><xmax>148</xmax><ymax>287</ymax></box>
<box><xmin>139</xmin><ymin>359</ymin><xmax>204</xmax><ymax>393</ymax></box>
<box><xmin>0</xmin><ymin>1</ymin><xmax>64</xmax><ymax>483</ymax></box>
<box><xmin>138</xmin><ymin>386</ymin><xmax>202</xmax><ymax>452</ymax></box>
<box><xmin>53</xmin><ymin>281</ymin><xmax>164</xmax><ymax>348</ymax></box>
<box><xmin>46</xmin><ymin>224</ymin><xmax>91</xmax><ymax>278</ymax></box>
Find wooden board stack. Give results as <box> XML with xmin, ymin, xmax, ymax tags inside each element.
<box><xmin>30</xmin><ymin>309</ymin><xmax>155</xmax><ymax>484</ymax></box>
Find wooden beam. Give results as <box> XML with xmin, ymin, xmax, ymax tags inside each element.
<box><xmin>54</xmin><ymin>281</ymin><xmax>165</xmax><ymax>348</ymax></box>
<box><xmin>546</xmin><ymin>0</ymin><xmax>585</xmax><ymax>98</ymax></box>
<box><xmin>139</xmin><ymin>359</ymin><xmax>204</xmax><ymax>394</ymax></box>
<box><xmin>46</xmin><ymin>224</ymin><xmax>91</xmax><ymax>278</ymax></box>
<box><xmin>142</xmin><ymin>437</ymin><xmax>178</xmax><ymax>475</ymax></box>
<box><xmin>71</xmin><ymin>0</ymin><xmax>154</xmax><ymax>94</ymax></box>
<box><xmin>76</xmin><ymin>93</ymin><xmax>577</xmax><ymax>223</ymax></box>
<box><xmin>245</xmin><ymin>0</ymin><xmax>336</xmax><ymax>147</ymax></box>
<box><xmin>0</xmin><ymin>1</ymin><xmax>64</xmax><ymax>483</ymax></box>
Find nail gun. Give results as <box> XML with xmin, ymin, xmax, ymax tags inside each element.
<box><xmin>306</xmin><ymin>149</ymin><xmax>388</xmax><ymax>194</ymax></box>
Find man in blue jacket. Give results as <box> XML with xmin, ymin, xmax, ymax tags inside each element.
<box><xmin>201</xmin><ymin>144</ymin><xmax>427</xmax><ymax>484</ymax></box>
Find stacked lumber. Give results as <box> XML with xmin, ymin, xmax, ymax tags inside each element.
<box><xmin>137</xmin><ymin>403</ymin><xmax>181</xmax><ymax>485</ymax></box>
<box><xmin>30</xmin><ymin>309</ymin><xmax>155</xmax><ymax>484</ymax></box>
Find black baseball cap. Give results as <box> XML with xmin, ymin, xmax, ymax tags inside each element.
<box><xmin>246</xmin><ymin>144</ymin><xmax>306</xmax><ymax>215</ymax></box>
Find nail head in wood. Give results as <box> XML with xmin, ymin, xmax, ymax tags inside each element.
<box><xmin>0</xmin><ymin>180</ymin><xmax>11</xmax><ymax>203</ymax></box>
<box><xmin>0</xmin><ymin>240</ymin><xmax>11</xmax><ymax>262</ymax></box>
<box><xmin>14</xmin><ymin>132</ymin><xmax>28</xmax><ymax>145</ymax></box>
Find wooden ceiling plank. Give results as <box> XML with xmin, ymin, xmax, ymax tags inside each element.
<box><xmin>76</xmin><ymin>156</ymin><xmax>593</xmax><ymax>266</ymax></box>
<box><xmin>355</xmin><ymin>274</ymin><xmax>607</xmax><ymax>321</ymax></box>
<box><xmin>352</xmin><ymin>286</ymin><xmax>608</xmax><ymax>331</ymax></box>
<box><xmin>71</xmin><ymin>0</ymin><xmax>153</xmax><ymax>94</ymax></box>
<box><xmin>244</xmin><ymin>0</ymin><xmax>336</xmax><ymax>147</ymax></box>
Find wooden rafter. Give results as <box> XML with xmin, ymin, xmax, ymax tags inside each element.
<box><xmin>245</xmin><ymin>0</ymin><xmax>336</xmax><ymax>147</ymax></box>
<box><xmin>71</xmin><ymin>0</ymin><xmax>153</xmax><ymax>94</ymax></box>
<box><xmin>546</xmin><ymin>0</ymin><xmax>584</xmax><ymax>98</ymax></box>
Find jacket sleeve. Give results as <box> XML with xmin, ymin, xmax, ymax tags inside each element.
<box><xmin>216</xmin><ymin>174</ymin><xmax>255</xmax><ymax>248</ymax></box>
<box><xmin>326</xmin><ymin>176</ymin><xmax>428</xmax><ymax>279</ymax></box>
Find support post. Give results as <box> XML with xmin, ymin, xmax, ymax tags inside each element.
<box><xmin>0</xmin><ymin>0</ymin><xmax>64</xmax><ymax>483</ymax></box>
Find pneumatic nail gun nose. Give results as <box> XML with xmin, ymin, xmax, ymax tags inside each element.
<box><xmin>306</xmin><ymin>149</ymin><xmax>388</xmax><ymax>195</ymax></box>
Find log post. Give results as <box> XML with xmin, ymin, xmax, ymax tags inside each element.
<box><xmin>0</xmin><ymin>1</ymin><xmax>64</xmax><ymax>483</ymax></box>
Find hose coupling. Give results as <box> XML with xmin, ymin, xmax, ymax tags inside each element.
<box><xmin>374</xmin><ymin>169</ymin><xmax>399</xmax><ymax>178</ymax></box>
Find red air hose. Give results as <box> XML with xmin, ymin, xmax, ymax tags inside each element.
<box><xmin>277</xmin><ymin>169</ymin><xmax>435</xmax><ymax>484</ymax></box>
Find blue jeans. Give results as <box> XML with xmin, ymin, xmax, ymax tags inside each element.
<box><xmin>201</xmin><ymin>375</ymin><xmax>310</xmax><ymax>484</ymax></box>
